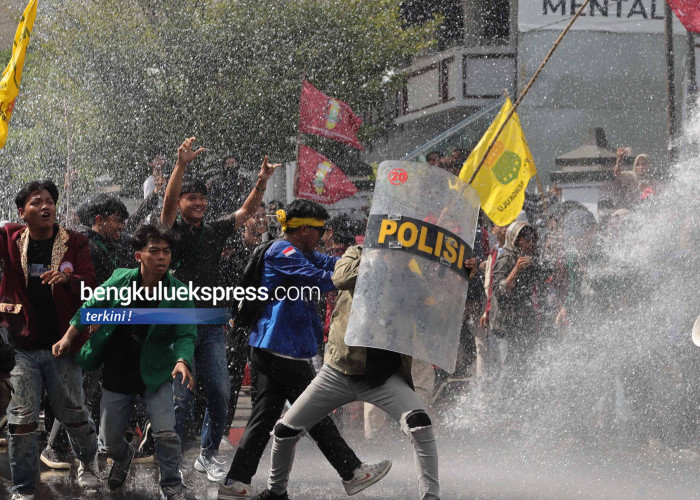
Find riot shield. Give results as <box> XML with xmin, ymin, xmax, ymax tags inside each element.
<box><xmin>344</xmin><ymin>161</ymin><xmax>480</xmax><ymax>372</ymax></box>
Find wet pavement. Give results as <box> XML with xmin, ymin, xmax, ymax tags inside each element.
<box><xmin>0</xmin><ymin>389</ymin><xmax>699</xmax><ymax>499</ymax></box>
<box><xmin>0</xmin><ymin>423</ymin><xmax>699</xmax><ymax>500</ymax></box>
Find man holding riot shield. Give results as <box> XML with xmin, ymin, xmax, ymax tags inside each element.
<box><xmin>250</xmin><ymin>160</ymin><xmax>480</xmax><ymax>500</ymax></box>
<box><xmin>253</xmin><ymin>244</ymin><xmax>439</xmax><ymax>500</ymax></box>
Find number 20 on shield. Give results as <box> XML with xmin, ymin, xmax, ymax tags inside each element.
<box><xmin>388</xmin><ymin>168</ymin><xmax>408</xmax><ymax>185</ymax></box>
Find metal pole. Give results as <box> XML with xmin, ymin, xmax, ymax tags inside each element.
<box><xmin>467</xmin><ymin>0</ymin><xmax>591</xmax><ymax>185</ymax></box>
<box><xmin>62</xmin><ymin>98</ymin><xmax>72</xmax><ymax>226</ymax></box>
<box><xmin>665</xmin><ymin>1</ymin><xmax>678</xmax><ymax>165</ymax></box>
<box><xmin>293</xmin><ymin>69</ymin><xmax>307</xmax><ymax>200</ymax></box>
<box><xmin>688</xmin><ymin>32</ymin><xmax>697</xmax><ymax>118</ymax></box>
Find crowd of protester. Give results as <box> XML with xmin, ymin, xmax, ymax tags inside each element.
<box><xmin>424</xmin><ymin>144</ymin><xmax>689</xmax><ymax>456</ymax></box>
<box><xmin>0</xmin><ymin>137</ymin><xmax>683</xmax><ymax>500</ymax></box>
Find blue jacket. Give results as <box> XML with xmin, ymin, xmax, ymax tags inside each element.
<box><xmin>248</xmin><ymin>240</ymin><xmax>338</xmax><ymax>358</ymax></box>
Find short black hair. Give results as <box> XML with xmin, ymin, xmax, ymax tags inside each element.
<box><xmin>78</xmin><ymin>195</ymin><xmax>129</xmax><ymax>226</ymax></box>
<box><xmin>15</xmin><ymin>180</ymin><xmax>59</xmax><ymax>210</ymax></box>
<box><xmin>146</xmin><ymin>149</ymin><xmax>167</xmax><ymax>164</ymax></box>
<box><xmin>221</xmin><ymin>155</ymin><xmax>237</xmax><ymax>167</ymax></box>
<box><xmin>328</xmin><ymin>214</ymin><xmax>356</xmax><ymax>246</ymax></box>
<box><xmin>284</xmin><ymin>199</ymin><xmax>329</xmax><ymax>233</ymax></box>
<box><xmin>598</xmin><ymin>197</ymin><xmax>615</xmax><ymax>210</ymax></box>
<box><xmin>130</xmin><ymin>223</ymin><xmax>179</xmax><ymax>251</ymax></box>
<box><xmin>180</xmin><ymin>177</ymin><xmax>207</xmax><ymax>196</ymax></box>
<box><xmin>426</xmin><ymin>151</ymin><xmax>441</xmax><ymax>161</ymax></box>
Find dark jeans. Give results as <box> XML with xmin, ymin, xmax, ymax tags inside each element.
<box><xmin>8</xmin><ymin>350</ymin><xmax>97</xmax><ymax>495</ymax></box>
<box><xmin>101</xmin><ymin>384</ymin><xmax>182</xmax><ymax>496</ymax></box>
<box><xmin>226</xmin><ymin>348</ymin><xmax>361</xmax><ymax>484</ymax></box>
<box><xmin>174</xmin><ymin>325</ymin><xmax>230</xmax><ymax>455</ymax></box>
<box><xmin>47</xmin><ymin>367</ymin><xmax>103</xmax><ymax>453</ymax></box>
<box><xmin>225</xmin><ymin>326</ymin><xmax>249</xmax><ymax>432</ymax></box>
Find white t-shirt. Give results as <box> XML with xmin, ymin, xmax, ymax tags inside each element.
<box><xmin>143</xmin><ymin>175</ymin><xmax>155</xmax><ymax>199</ymax></box>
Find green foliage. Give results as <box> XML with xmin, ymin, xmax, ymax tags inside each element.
<box><xmin>0</xmin><ymin>0</ymin><xmax>435</xmax><ymax>199</ymax></box>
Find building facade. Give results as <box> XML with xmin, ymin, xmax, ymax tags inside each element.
<box><xmin>365</xmin><ymin>0</ymin><xmax>697</xmax><ymax>197</ymax></box>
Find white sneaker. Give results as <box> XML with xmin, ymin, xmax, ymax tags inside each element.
<box><xmin>11</xmin><ymin>494</ymin><xmax>34</xmax><ymax>500</ymax></box>
<box><xmin>342</xmin><ymin>460</ymin><xmax>392</xmax><ymax>495</ymax></box>
<box><xmin>219</xmin><ymin>436</ymin><xmax>235</xmax><ymax>452</ymax></box>
<box><xmin>194</xmin><ymin>453</ymin><xmax>228</xmax><ymax>481</ymax></box>
<box><xmin>217</xmin><ymin>478</ymin><xmax>255</xmax><ymax>499</ymax></box>
<box><xmin>179</xmin><ymin>467</ymin><xmax>189</xmax><ymax>489</ymax></box>
<box><xmin>77</xmin><ymin>455</ymin><xmax>102</xmax><ymax>489</ymax></box>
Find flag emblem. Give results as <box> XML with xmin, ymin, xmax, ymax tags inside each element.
<box><xmin>313</xmin><ymin>161</ymin><xmax>334</xmax><ymax>195</ymax></box>
<box><xmin>459</xmin><ymin>97</ymin><xmax>536</xmax><ymax>226</ymax></box>
<box><xmin>295</xmin><ymin>145</ymin><xmax>358</xmax><ymax>204</ymax></box>
<box><xmin>487</xmin><ymin>142</ymin><xmax>522</xmax><ymax>185</ymax></box>
<box><xmin>325</xmin><ymin>99</ymin><xmax>342</xmax><ymax>130</ymax></box>
<box><xmin>282</xmin><ymin>247</ymin><xmax>297</xmax><ymax>257</ymax></box>
<box><xmin>299</xmin><ymin>80</ymin><xmax>364</xmax><ymax>150</ymax></box>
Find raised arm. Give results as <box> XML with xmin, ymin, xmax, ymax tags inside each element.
<box><xmin>332</xmin><ymin>246</ymin><xmax>362</xmax><ymax>291</ymax></box>
<box><xmin>126</xmin><ymin>192</ymin><xmax>159</xmax><ymax>233</ymax></box>
<box><xmin>232</xmin><ymin>156</ymin><xmax>282</xmax><ymax>230</ymax></box>
<box><xmin>614</xmin><ymin>147</ymin><xmax>628</xmax><ymax>177</ymax></box>
<box><xmin>161</xmin><ymin>137</ymin><xmax>206</xmax><ymax>227</ymax></box>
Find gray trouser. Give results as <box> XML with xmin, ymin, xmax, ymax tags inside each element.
<box><xmin>267</xmin><ymin>364</ymin><xmax>440</xmax><ymax>500</ymax></box>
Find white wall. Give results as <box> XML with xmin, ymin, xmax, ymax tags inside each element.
<box><xmin>517</xmin><ymin>29</ymin><xmax>688</xmax><ymax>180</ymax></box>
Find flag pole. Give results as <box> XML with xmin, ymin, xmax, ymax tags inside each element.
<box><xmin>665</xmin><ymin>1</ymin><xmax>678</xmax><ymax>166</ymax></box>
<box><xmin>467</xmin><ymin>0</ymin><xmax>591</xmax><ymax>185</ymax></box>
<box><xmin>501</xmin><ymin>88</ymin><xmax>553</xmax><ymax>225</ymax></box>
<box><xmin>293</xmin><ymin>69</ymin><xmax>307</xmax><ymax>200</ymax></box>
<box><xmin>62</xmin><ymin>98</ymin><xmax>73</xmax><ymax>226</ymax></box>
<box><xmin>688</xmin><ymin>32</ymin><xmax>697</xmax><ymax>119</ymax></box>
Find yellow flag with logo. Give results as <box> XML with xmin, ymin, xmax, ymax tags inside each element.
<box><xmin>458</xmin><ymin>98</ymin><xmax>536</xmax><ymax>226</ymax></box>
<box><xmin>0</xmin><ymin>0</ymin><xmax>37</xmax><ymax>149</ymax></box>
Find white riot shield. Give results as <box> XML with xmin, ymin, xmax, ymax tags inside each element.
<box><xmin>345</xmin><ymin>161</ymin><xmax>481</xmax><ymax>372</ymax></box>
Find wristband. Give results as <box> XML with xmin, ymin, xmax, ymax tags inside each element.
<box><xmin>255</xmin><ymin>184</ymin><xmax>266</xmax><ymax>192</ymax></box>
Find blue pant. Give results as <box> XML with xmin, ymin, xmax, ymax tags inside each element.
<box><xmin>101</xmin><ymin>383</ymin><xmax>183</xmax><ymax>495</ymax></box>
<box><xmin>174</xmin><ymin>325</ymin><xmax>230</xmax><ymax>455</ymax></box>
<box><xmin>8</xmin><ymin>349</ymin><xmax>97</xmax><ymax>495</ymax></box>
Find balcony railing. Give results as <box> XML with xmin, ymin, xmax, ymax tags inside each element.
<box><xmin>396</xmin><ymin>46</ymin><xmax>516</xmax><ymax>123</ymax></box>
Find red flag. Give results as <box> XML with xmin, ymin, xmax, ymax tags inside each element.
<box><xmin>667</xmin><ymin>0</ymin><xmax>700</xmax><ymax>33</ymax></box>
<box><xmin>299</xmin><ymin>81</ymin><xmax>364</xmax><ymax>150</ymax></box>
<box><xmin>295</xmin><ymin>145</ymin><xmax>358</xmax><ymax>204</ymax></box>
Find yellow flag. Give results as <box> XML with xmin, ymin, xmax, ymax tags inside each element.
<box><xmin>0</xmin><ymin>0</ymin><xmax>37</xmax><ymax>149</ymax></box>
<box><xmin>458</xmin><ymin>98</ymin><xmax>536</xmax><ymax>226</ymax></box>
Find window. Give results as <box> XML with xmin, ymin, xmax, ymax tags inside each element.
<box><xmin>400</xmin><ymin>0</ymin><xmax>464</xmax><ymax>50</ymax></box>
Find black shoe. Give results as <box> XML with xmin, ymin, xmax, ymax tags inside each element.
<box><xmin>40</xmin><ymin>445</ymin><xmax>74</xmax><ymax>469</ymax></box>
<box><xmin>253</xmin><ymin>489</ymin><xmax>289</xmax><ymax>500</ymax></box>
<box><xmin>108</xmin><ymin>445</ymin><xmax>135</xmax><ymax>491</ymax></box>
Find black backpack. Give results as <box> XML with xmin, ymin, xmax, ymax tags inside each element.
<box><xmin>232</xmin><ymin>240</ymin><xmax>277</xmax><ymax>329</ymax></box>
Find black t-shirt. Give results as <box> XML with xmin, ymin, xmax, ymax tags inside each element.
<box><xmin>219</xmin><ymin>232</ymin><xmax>256</xmax><ymax>289</ymax></box>
<box><xmin>84</xmin><ymin>229</ymin><xmax>131</xmax><ymax>285</ymax></box>
<box><xmin>27</xmin><ymin>229</ymin><xmax>60</xmax><ymax>350</ymax></box>
<box><xmin>171</xmin><ymin>216</ymin><xmax>236</xmax><ymax>307</ymax></box>
<box><xmin>102</xmin><ymin>273</ymin><xmax>159</xmax><ymax>395</ymax></box>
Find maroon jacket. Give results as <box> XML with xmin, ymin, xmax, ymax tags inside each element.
<box><xmin>0</xmin><ymin>223</ymin><xmax>96</xmax><ymax>351</ymax></box>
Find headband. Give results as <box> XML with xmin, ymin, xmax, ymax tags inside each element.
<box><xmin>276</xmin><ymin>209</ymin><xmax>325</xmax><ymax>232</ymax></box>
